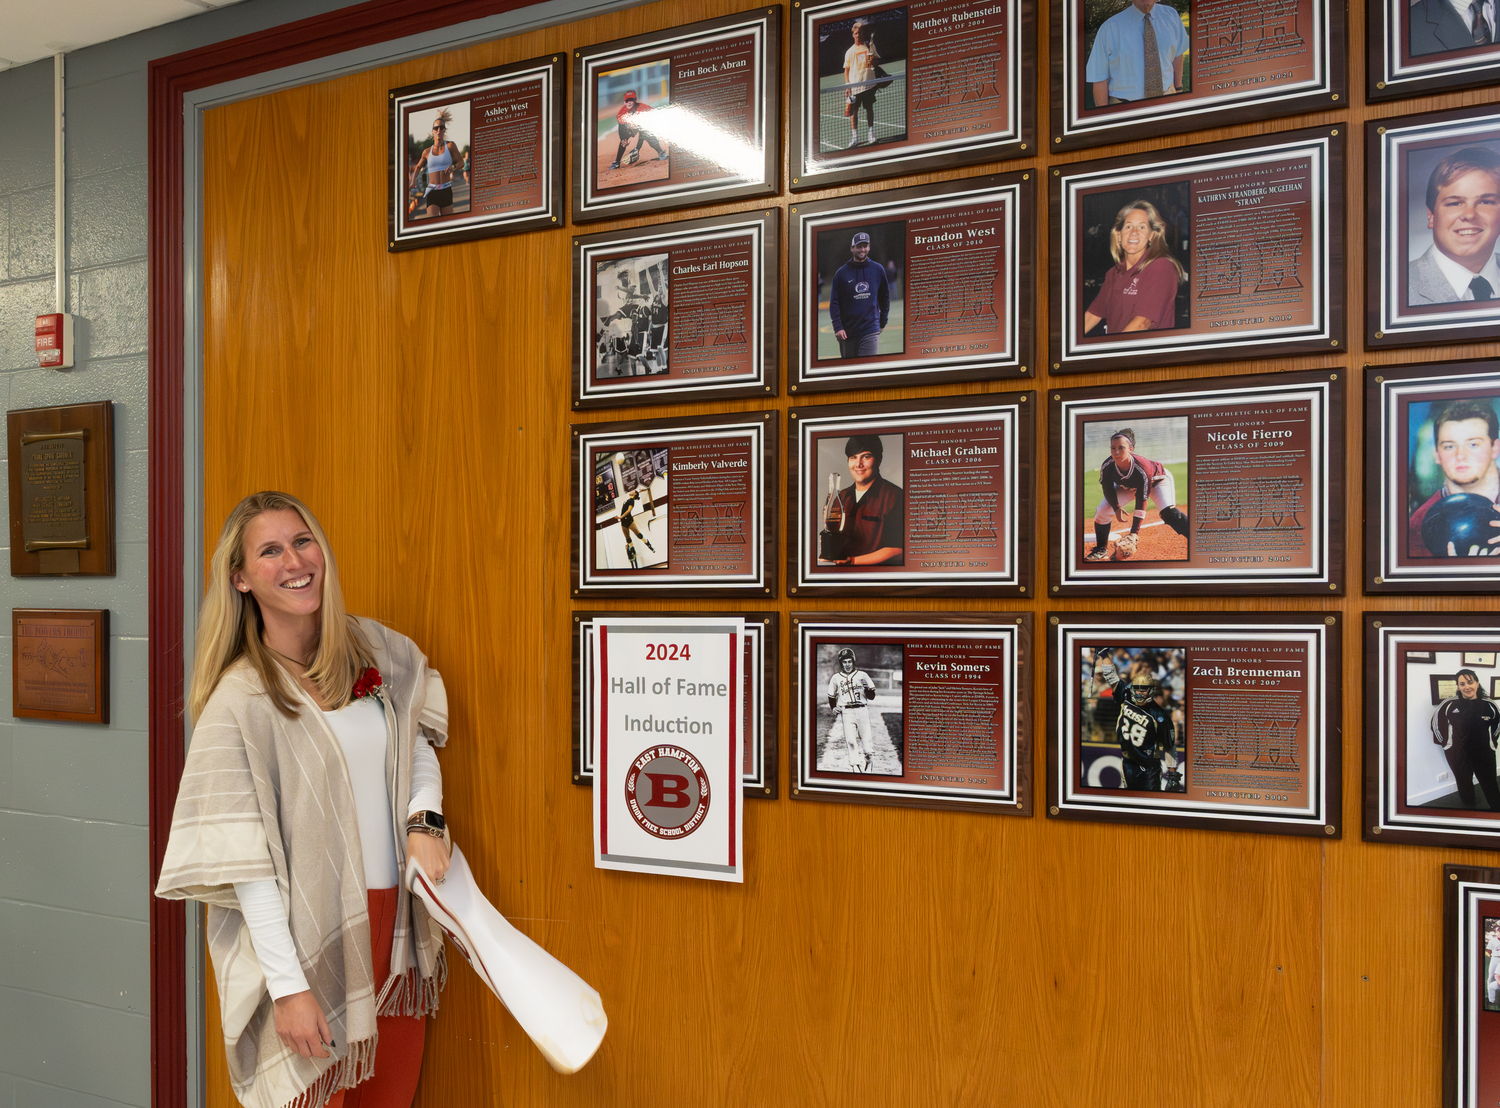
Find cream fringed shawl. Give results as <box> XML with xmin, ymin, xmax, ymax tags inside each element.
<box><xmin>156</xmin><ymin>619</ymin><xmax>450</xmax><ymax>1108</ymax></box>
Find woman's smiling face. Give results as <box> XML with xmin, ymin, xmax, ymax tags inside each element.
<box><xmin>231</xmin><ymin>509</ymin><xmax>325</xmax><ymax>626</ymax></box>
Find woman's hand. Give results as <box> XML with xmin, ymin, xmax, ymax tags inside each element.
<box><xmin>407</xmin><ymin>830</ymin><xmax>451</xmax><ymax>882</ymax></box>
<box><xmin>274</xmin><ymin>991</ymin><xmax>332</xmax><ymax>1059</ymax></box>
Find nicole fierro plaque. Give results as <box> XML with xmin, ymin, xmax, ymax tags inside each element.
<box><xmin>791</xmin><ymin>612</ymin><xmax>1031</xmax><ymax>813</ymax></box>
<box><xmin>1051</xmin><ymin>370</ymin><xmax>1343</xmax><ymax>595</ymax></box>
<box><xmin>788</xmin><ymin>0</ymin><xmax>1033</xmax><ymax>192</ymax></box>
<box><xmin>1367</xmin><ymin>0</ymin><xmax>1500</xmax><ymax>102</ymax></box>
<box><xmin>12</xmin><ymin>608</ymin><xmax>109</xmax><ymax>724</ymax></box>
<box><xmin>788</xmin><ymin>172</ymin><xmax>1034</xmax><ymax>393</ymax></box>
<box><xmin>573</xmin><ymin>611</ymin><xmax>778</xmax><ymax>797</ymax></box>
<box><xmin>388</xmin><ymin>54</ymin><xmax>565</xmax><ymax>250</ymax></box>
<box><xmin>1442</xmin><ymin>864</ymin><xmax>1500</xmax><ymax>1108</ymax></box>
<box><xmin>1366</xmin><ymin>360</ymin><xmax>1500</xmax><ymax>593</ymax></box>
<box><xmin>1051</xmin><ymin>0</ymin><xmax>1342</xmax><ymax>152</ymax></box>
<box><xmin>1366</xmin><ymin>107</ymin><xmax>1500</xmax><ymax>351</ymax></box>
<box><xmin>1048</xmin><ymin>611</ymin><xmax>1340</xmax><ymax>837</ymax></box>
<box><xmin>572</xmin><ymin>209</ymin><xmax>778</xmax><ymax>409</ymax></box>
<box><xmin>1051</xmin><ymin>127</ymin><xmax>1343</xmax><ymax>373</ymax></box>
<box><xmin>572</xmin><ymin>410</ymin><xmax>776</xmax><ymax>598</ymax></box>
<box><xmin>1364</xmin><ymin>614</ymin><xmax>1500</xmax><ymax>851</ymax></box>
<box><xmin>789</xmin><ymin>393</ymin><xmax>1033</xmax><ymax>597</ymax></box>
<box><xmin>572</xmin><ymin>8</ymin><xmax>780</xmax><ymax>223</ymax></box>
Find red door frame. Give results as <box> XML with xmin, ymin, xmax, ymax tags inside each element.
<box><xmin>147</xmin><ymin>2</ymin><xmax>533</xmax><ymax>1103</ymax></box>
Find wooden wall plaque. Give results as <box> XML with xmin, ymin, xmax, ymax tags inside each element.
<box><xmin>7</xmin><ymin>402</ymin><xmax>115</xmax><ymax>577</ymax></box>
<box><xmin>12</xmin><ymin>608</ymin><xmax>109</xmax><ymax>724</ymax></box>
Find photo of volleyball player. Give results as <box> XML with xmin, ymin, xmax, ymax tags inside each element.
<box><xmin>593</xmin><ymin>60</ymin><xmax>671</xmax><ymax>192</ymax></box>
<box><xmin>1079</xmin><ymin>645</ymin><xmax>1187</xmax><ymax>793</ymax></box>
<box><xmin>1080</xmin><ymin>418</ymin><xmax>1190</xmax><ymax>562</ymax></box>
<box><xmin>812</xmin><ymin>641</ymin><xmax>905</xmax><ymax>775</ymax></box>
<box><xmin>592</xmin><ymin>446</ymin><xmax>669</xmax><ymax>570</ymax></box>
<box><xmin>593</xmin><ymin>253</ymin><xmax>669</xmax><ymax>379</ymax></box>
<box><xmin>404</xmin><ymin>102</ymin><xmax>472</xmax><ymax>221</ymax></box>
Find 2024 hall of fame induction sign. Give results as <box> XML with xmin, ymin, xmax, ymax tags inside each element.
<box><xmin>791</xmin><ymin>613</ymin><xmax>1031</xmax><ymax>813</ymax></box>
<box><xmin>1050</xmin><ymin>369</ymin><xmax>1343</xmax><ymax>595</ymax></box>
<box><xmin>592</xmin><ymin>616</ymin><xmax>744</xmax><ymax>881</ymax></box>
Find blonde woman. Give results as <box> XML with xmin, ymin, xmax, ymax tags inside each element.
<box><xmin>407</xmin><ymin>108</ymin><xmax>467</xmax><ymax>218</ymax></box>
<box><xmin>156</xmin><ymin>491</ymin><xmax>452</xmax><ymax>1108</ymax></box>
<box><xmin>1082</xmin><ymin>200</ymin><xmax>1185</xmax><ymax>336</ymax></box>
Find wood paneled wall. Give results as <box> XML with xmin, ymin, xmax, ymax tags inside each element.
<box><xmin>199</xmin><ymin>0</ymin><xmax>1500</xmax><ymax>1103</ymax></box>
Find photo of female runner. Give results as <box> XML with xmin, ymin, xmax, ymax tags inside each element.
<box><xmin>407</xmin><ymin>108</ymin><xmax>470</xmax><ymax>219</ymax></box>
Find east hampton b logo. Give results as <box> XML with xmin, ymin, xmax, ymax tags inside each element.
<box><xmin>625</xmin><ymin>745</ymin><xmax>711</xmax><ymax>839</ymax></box>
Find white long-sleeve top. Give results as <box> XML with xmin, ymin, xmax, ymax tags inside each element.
<box><xmin>234</xmin><ymin>698</ymin><xmax>443</xmax><ymax>999</ymax></box>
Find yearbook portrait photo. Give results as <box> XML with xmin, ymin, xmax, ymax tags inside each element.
<box><xmin>813</xmin><ymin>641</ymin><xmax>905</xmax><ymax>775</ymax></box>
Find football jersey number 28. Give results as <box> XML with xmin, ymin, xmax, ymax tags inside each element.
<box><xmin>1122</xmin><ymin>720</ymin><xmax>1148</xmax><ymax>747</ymax></box>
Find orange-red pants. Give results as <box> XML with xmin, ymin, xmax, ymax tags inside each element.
<box><xmin>325</xmin><ymin>887</ymin><xmax>427</xmax><ymax>1108</ymax></box>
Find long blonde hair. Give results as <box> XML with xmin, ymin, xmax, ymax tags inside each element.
<box><xmin>188</xmin><ymin>491</ymin><xmax>374</xmax><ymax>721</ymax></box>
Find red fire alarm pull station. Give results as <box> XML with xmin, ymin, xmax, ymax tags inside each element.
<box><xmin>35</xmin><ymin>313</ymin><xmax>74</xmax><ymax>369</ymax></box>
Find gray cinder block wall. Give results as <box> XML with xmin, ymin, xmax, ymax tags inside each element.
<box><xmin>0</xmin><ymin>3</ymin><xmax>350</xmax><ymax>1105</ymax></box>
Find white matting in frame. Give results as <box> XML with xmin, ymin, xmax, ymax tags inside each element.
<box><xmin>1444</xmin><ymin>865</ymin><xmax>1500</xmax><ymax>1108</ymax></box>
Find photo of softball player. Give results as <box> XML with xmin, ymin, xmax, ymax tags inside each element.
<box><xmin>593</xmin><ymin>446</ymin><xmax>669</xmax><ymax>570</ymax></box>
<box><xmin>594</xmin><ymin>254</ymin><xmax>669</xmax><ymax>379</ymax></box>
<box><xmin>813</xmin><ymin>642</ymin><xmax>905</xmax><ymax>775</ymax></box>
<box><xmin>594</xmin><ymin>61</ymin><xmax>671</xmax><ymax>192</ymax></box>
<box><xmin>1080</xmin><ymin>418</ymin><xmax>1190</xmax><ymax>562</ymax></box>
<box><xmin>1079</xmin><ymin>645</ymin><xmax>1187</xmax><ymax>793</ymax></box>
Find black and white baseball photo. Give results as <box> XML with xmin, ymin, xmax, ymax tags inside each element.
<box><xmin>594</xmin><ymin>253</ymin><xmax>669</xmax><ymax>379</ymax></box>
<box><xmin>814</xmin><ymin>642</ymin><xmax>904</xmax><ymax>774</ymax></box>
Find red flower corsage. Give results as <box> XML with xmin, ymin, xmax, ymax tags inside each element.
<box><xmin>352</xmin><ymin>666</ymin><xmax>384</xmax><ymax>703</ymax></box>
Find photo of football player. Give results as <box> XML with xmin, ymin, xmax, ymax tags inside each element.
<box><xmin>1082</xmin><ymin>645</ymin><xmax>1186</xmax><ymax>793</ymax></box>
<box><xmin>592</xmin><ymin>446</ymin><xmax>668</xmax><ymax>570</ymax></box>
<box><xmin>1406</xmin><ymin>397</ymin><xmax>1500</xmax><ymax>556</ymax></box>
<box><xmin>1081</xmin><ymin>420</ymin><xmax>1189</xmax><ymax>562</ymax></box>
<box><xmin>813</xmin><ymin>642</ymin><xmax>905</xmax><ymax>775</ymax></box>
<box><xmin>594</xmin><ymin>254</ymin><xmax>669</xmax><ymax>379</ymax></box>
<box><xmin>593</xmin><ymin>60</ymin><xmax>671</xmax><ymax>192</ymax></box>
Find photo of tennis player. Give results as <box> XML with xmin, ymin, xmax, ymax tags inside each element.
<box><xmin>1079</xmin><ymin>645</ymin><xmax>1187</xmax><ymax>793</ymax></box>
<box><xmin>594</xmin><ymin>253</ymin><xmax>669</xmax><ymax>379</ymax></box>
<box><xmin>594</xmin><ymin>61</ymin><xmax>671</xmax><ymax>192</ymax></box>
<box><xmin>814</xmin><ymin>432</ymin><xmax>905</xmax><ymax>566</ymax></box>
<box><xmin>1405</xmin><ymin>395</ymin><xmax>1500</xmax><ymax>557</ymax></box>
<box><xmin>1405</xmin><ymin>140</ymin><xmax>1500</xmax><ymax>308</ymax></box>
<box><xmin>814</xmin><ymin>221</ymin><xmax>906</xmax><ymax>359</ymax></box>
<box><xmin>813</xmin><ymin>7</ymin><xmax>909</xmax><ymax>156</ymax></box>
<box><xmin>813</xmin><ymin>641</ymin><xmax>905</xmax><ymax>775</ymax></box>
<box><xmin>1081</xmin><ymin>0</ymin><xmax>1192</xmax><ymax>111</ymax></box>
<box><xmin>593</xmin><ymin>446</ymin><xmax>669</xmax><ymax>570</ymax></box>
<box><xmin>1079</xmin><ymin>183</ymin><xmax>1191</xmax><ymax>337</ymax></box>
<box><xmin>405</xmin><ymin>103</ymin><xmax>472</xmax><ymax>221</ymax></box>
<box><xmin>1080</xmin><ymin>418</ymin><xmax>1190</xmax><ymax>563</ymax></box>
<box><xmin>1403</xmin><ymin>648</ymin><xmax>1500</xmax><ymax>812</ymax></box>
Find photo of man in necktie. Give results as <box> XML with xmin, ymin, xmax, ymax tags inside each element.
<box><xmin>1407</xmin><ymin>145</ymin><xmax>1500</xmax><ymax>307</ymax></box>
<box><xmin>1083</xmin><ymin>0</ymin><xmax>1190</xmax><ymax>110</ymax></box>
<box><xmin>1410</xmin><ymin>0</ymin><xmax>1497</xmax><ymax>57</ymax></box>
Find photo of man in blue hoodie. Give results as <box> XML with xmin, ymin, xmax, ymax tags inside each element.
<box><xmin>829</xmin><ymin>231</ymin><xmax>891</xmax><ymax>358</ymax></box>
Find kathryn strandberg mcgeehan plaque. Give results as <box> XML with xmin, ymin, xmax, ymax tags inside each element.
<box><xmin>1051</xmin><ymin>127</ymin><xmax>1343</xmax><ymax>373</ymax></box>
<box><xmin>1051</xmin><ymin>370</ymin><xmax>1343</xmax><ymax>596</ymax></box>
<box><xmin>572</xmin><ymin>209</ymin><xmax>779</xmax><ymax>409</ymax></box>
<box><xmin>1052</xmin><ymin>0</ymin><xmax>1342</xmax><ymax>151</ymax></box>
<box><xmin>572</xmin><ymin>411</ymin><xmax>777</xmax><ymax>598</ymax></box>
<box><xmin>573</xmin><ymin>611</ymin><xmax>779</xmax><ymax>798</ymax></box>
<box><xmin>789</xmin><ymin>393</ymin><xmax>1033</xmax><ymax>598</ymax></box>
<box><xmin>789</xmin><ymin>0</ymin><xmax>1032</xmax><ymax>191</ymax></box>
<box><xmin>13</xmin><ymin>609</ymin><xmax>109</xmax><ymax>723</ymax></box>
<box><xmin>1048</xmin><ymin>611</ymin><xmax>1340</xmax><ymax>838</ymax></box>
<box><xmin>791</xmin><ymin>613</ymin><xmax>1032</xmax><ymax>813</ymax></box>
<box><xmin>788</xmin><ymin>171</ymin><xmax>1034</xmax><ymax>392</ymax></box>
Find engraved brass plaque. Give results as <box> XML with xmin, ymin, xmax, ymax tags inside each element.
<box><xmin>12</xmin><ymin>608</ymin><xmax>108</xmax><ymax>723</ymax></box>
<box><xmin>19</xmin><ymin>429</ymin><xmax>88</xmax><ymax>551</ymax></box>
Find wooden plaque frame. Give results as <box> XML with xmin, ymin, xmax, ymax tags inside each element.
<box><xmin>7</xmin><ymin>401</ymin><xmax>116</xmax><ymax>578</ymax></box>
<box><xmin>12</xmin><ymin>608</ymin><xmax>109</xmax><ymax>724</ymax></box>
